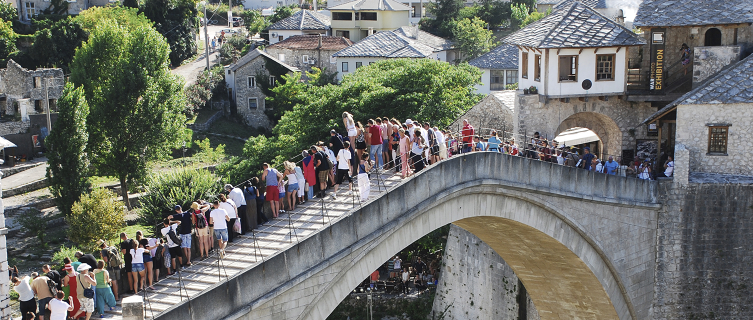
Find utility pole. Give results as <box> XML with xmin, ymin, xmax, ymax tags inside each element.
<box><xmin>45</xmin><ymin>77</ymin><xmax>52</xmax><ymax>133</ymax></box>
<box><xmin>202</xmin><ymin>2</ymin><xmax>210</xmax><ymax>71</ymax></box>
<box><xmin>228</xmin><ymin>0</ymin><xmax>232</xmax><ymax>28</ymax></box>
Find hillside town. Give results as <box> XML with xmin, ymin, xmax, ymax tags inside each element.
<box><xmin>0</xmin><ymin>0</ymin><xmax>751</xmax><ymax>319</ymax></box>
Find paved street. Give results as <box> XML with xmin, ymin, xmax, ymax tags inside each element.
<box><xmin>170</xmin><ymin>25</ymin><xmax>244</xmax><ymax>87</ymax></box>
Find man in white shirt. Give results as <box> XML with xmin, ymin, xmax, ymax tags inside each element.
<box><xmin>333</xmin><ymin>141</ymin><xmax>354</xmax><ymax>199</ymax></box>
<box><xmin>661</xmin><ymin>155</ymin><xmax>674</xmax><ymax>178</ymax></box>
<box><xmin>160</xmin><ymin>219</ymin><xmax>182</xmax><ymax>274</ymax></box>
<box><xmin>47</xmin><ymin>292</ymin><xmax>74</xmax><ymax>320</ymax></box>
<box><xmin>405</xmin><ymin>119</ymin><xmax>415</xmax><ymax>139</ymax></box>
<box><xmin>13</xmin><ymin>275</ymin><xmax>36</xmax><ymax>318</ymax></box>
<box><xmin>218</xmin><ymin>194</ymin><xmax>238</xmax><ymax>242</ymax></box>
<box><xmin>209</xmin><ymin>200</ymin><xmax>230</xmax><ymax>258</ymax></box>
<box><xmin>433</xmin><ymin>127</ymin><xmax>447</xmax><ymax>160</ymax></box>
<box><xmin>225</xmin><ymin>184</ymin><xmax>247</xmax><ymax>235</ymax></box>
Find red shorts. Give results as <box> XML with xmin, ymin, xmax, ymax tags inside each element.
<box><xmin>266</xmin><ymin>185</ymin><xmax>280</xmax><ymax>201</ymax></box>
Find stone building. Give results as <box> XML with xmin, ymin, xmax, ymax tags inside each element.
<box><xmin>329</xmin><ymin>0</ymin><xmax>411</xmax><ymax>42</ymax></box>
<box><xmin>267</xmin><ymin>10</ymin><xmax>332</xmax><ymax>45</ymax></box>
<box><xmin>0</xmin><ymin>60</ymin><xmax>64</xmax><ymax>121</ymax></box>
<box><xmin>266</xmin><ymin>35</ymin><xmax>353</xmax><ymax>76</ymax></box>
<box><xmin>449</xmin><ymin>91</ymin><xmax>515</xmax><ymax>136</ymax></box>
<box><xmin>17</xmin><ymin>0</ymin><xmax>119</xmax><ymax>21</ymax></box>
<box><xmin>224</xmin><ymin>49</ymin><xmax>299</xmax><ymax>128</ymax></box>
<box><xmin>468</xmin><ymin>44</ymin><xmax>518</xmax><ymax>95</ymax></box>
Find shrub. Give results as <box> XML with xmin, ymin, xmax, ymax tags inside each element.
<box><xmin>16</xmin><ymin>208</ymin><xmax>50</xmax><ymax>247</ymax></box>
<box><xmin>138</xmin><ymin>168</ymin><xmax>223</xmax><ymax>236</ymax></box>
<box><xmin>50</xmin><ymin>245</ymin><xmax>84</xmax><ymax>270</ymax></box>
<box><xmin>67</xmin><ymin>188</ymin><xmax>126</xmax><ymax>252</ymax></box>
<box><xmin>505</xmin><ymin>83</ymin><xmax>518</xmax><ymax>90</ymax></box>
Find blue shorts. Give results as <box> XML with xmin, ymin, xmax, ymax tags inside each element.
<box><xmin>214</xmin><ymin>229</ymin><xmax>228</xmax><ymax>242</ymax></box>
<box><xmin>180</xmin><ymin>233</ymin><xmax>192</xmax><ymax>248</ymax></box>
<box><xmin>143</xmin><ymin>253</ymin><xmax>152</xmax><ymax>263</ymax></box>
<box><xmin>132</xmin><ymin>263</ymin><xmax>145</xmax><ymax>272</ymax></box>
<box><xmin>288</xmin><ymin>183</ymin><xmax>299</xmax><ymax>192</ymax></box>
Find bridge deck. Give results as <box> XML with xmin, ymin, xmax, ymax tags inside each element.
<box><xmin>104</xmin><ymin>170</ymin><xmax>406</xmax><ymax>319</ymax></box>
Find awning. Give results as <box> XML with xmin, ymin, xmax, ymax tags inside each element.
<box><xmin>0</xmin><ymin>136</ymin><xmax>16</xmax><ymax>150</ymax></box>
<box><xmin>554</xmin><ymin>127</ymin><xmax>600</xmax><ymax>147</ymax></box>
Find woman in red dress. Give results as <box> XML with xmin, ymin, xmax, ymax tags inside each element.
<box><xmin>62</xmin><ymin>264</ymin><xmax>82</xmax><ymax>319</ymax></box>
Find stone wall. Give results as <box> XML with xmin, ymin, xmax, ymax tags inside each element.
<box><xmin>449</xmin><ymin>91</ymin><xmax>515</xmax><ymax>136</ymax></box>
<box><xmin>0</xmin><ymin>121</ymin><xmax>30</xmax><ymax>136</ymax></box>
<box><xmin>514</xmin><ymin>93</ymin><xmax>655</xmax><ymax>158</ymax></box>
<box><xmin>432</xmin><ymin>224</ymin><xmax>540</xmax><ymax>319</ymax></box>
<box><xmin>264</xmin><ymin>47</ymin><xmax>339</xmax><ymax>76</ymax></box>
<box><xmin>233</xmin><ymin>56</ymin><xmax>272</xmax><ymax>129</ymax></box>
<box><xmin>675</xmin><ymin>103</ymin><xmax>753</xmax><ymax>175</ymax></box>
<box><xmin>0</xmin><ymin>60</ymin><xmax>64</xmax><ymax>118</ymax></box>
<box><xmin>0</xmin><ymin>172</ymin><xmax>8</xmax><ymax>319</ymax></box>
<box><xmin>654</xmin><ymin>181</ymin><xmax>753</xmax><ymax>319</ymax></box>
<box><xmin>692</xmin><ymin>46</ymin><xmax>742</xmax><ymax>86</ymax></box>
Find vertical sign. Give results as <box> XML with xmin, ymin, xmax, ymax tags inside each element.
<box><xmin>650</xmin><ymin>29</ymin><xmax>665</xmax><ymax>92</ymax></box>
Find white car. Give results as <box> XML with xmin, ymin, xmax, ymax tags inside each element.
<box><xmin>215</xmin><ymin>28</ymin><xmax>240</xmax><ymax>38</ymax></box>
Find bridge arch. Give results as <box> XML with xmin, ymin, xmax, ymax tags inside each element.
<box><xmin>556</xmin><ymin>111</ymin><xmax>622</xmax><ymax>159</ymax></box>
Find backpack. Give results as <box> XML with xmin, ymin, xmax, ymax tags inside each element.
<box><xmin>47</xmin><ymin>278</ymin><xmax>58</xmax><ymax>297</ymax></box>
<box><xmin>166</xmin><ymin>225</ymin><xmax>182</xmax><ymax>246</ymax></box>
<box><xmin>105</xmin><ymin>246</ymin><xmax>123</xmax><ymax>269</ymax></box>
<box><xmin>194</xmin><ymin>211</ymin><xmax>208</xmax><ymax>229</ymax></box>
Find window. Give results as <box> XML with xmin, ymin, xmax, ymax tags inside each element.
<box><xmin>558</xmin><ymin>55</ymin><xmax>577</xmax><ymax>82</ymax></box>
<box><xmin>342</xmin><ymin>62</ymin><xmax>349</xmax><ymax>72</ymax></box>
<box><xmin>247</xmin><ymin>76</ymin><xmax>256</xmax><ymax>88</ymax></box>
<box><xmin>336</xmin><ymin>30</ymin><xmax>350</xmax><ymax>39</ymax></box>
<box><xmin>24</xmin><ymin>2</ymin><xmax>35</xmax><ymax>20</ymax></box>
<box><xmin>490</xmin><ymin>70</ymin><xmax>504</xmax><ymax>91</ymax></box>
<box><xmin>49</xmin><ymin>99</ymin><xmax>56</xmax><ymax>111</ymax></box>
<box><xmin>278</xmin><ymin>36</ymin><xmax>283</xmax><ymax>42</ymax></box>
<box><xmin>704</xmin><ymin>28</ymin><xmax>722</xmax><ymax>46</ymax></box>
<box><xmin>521</xmin><ymin>52</ymin><xmax>528</xmax><ymax>79</ymax></box>
<box><xmin>34</xmin><ymin>100</ymin><xmax>43</xmax><ymax>113</ymax></box>
<box><xmin>302</xmin><ymin>55</ymin><xmax>309</xmax><ymax>64</ymax></box>
<box><xmin>278</xmin><ymin>54</ymin><xmax>285</xmax><ymax>62</ymax></box>
<box><xmin>534</xmin><ymin>54</ymin><xmax>541</xmax><ymax>81</ymax></box>
<box><xmin>248</xmin><ymin>98</ymin><xmax>258</xmax><ymax>110</ymax></box>
<box><xmin>269</xmin><ymin>76</ymin><xmax>276</xmax><ymax>87</ymax></box>
<box><xmin>355</xmin><ymin>62</ymin><xmax>362</xmax><ymax>69</ymax></box>
<box><xmin>332</xmin><ymin>12</ymin><xmax>353</xmax><ymax>20</ymax></box>
<box><xmin>33</xmin><ymin>76</ymin><xmax>41</xmax><ymax>88</ymax></box>
<box><xmin>708</xmin><ymin>126</ymin><xmax>728</xmax><ymax>154</ymax></box>
<box><xmin>359</xmin><ymin>12</ymin><xmax>377</xmax><ymax>20</ymax></box>
<box><xmin>596</xmin><ymin>54</ymin><xmax>615</xmax><ymax>80</ymax></box>
<box><xmin>506</xmin><ymin>70</ymin><xmax>518</xmax><ymax>85</ymax></box>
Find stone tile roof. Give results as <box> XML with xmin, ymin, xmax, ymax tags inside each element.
<box><xmin>329</xmin><ymin>0</ymin><xmax>410</xmax><ymax>11</ymax></box>
<box><xmin>268</xmin><ymin>10</ymin><xmax>331</xmax><ymax>30</ymax></box>
<box><xmin>491</xmin><ymin>91</ymin><xmax>516</xmax><ymax>113</ymax></box>
<box><xmin>332</xmin><ymin>27</ymin><xmax>453</xmax><ymax>58</ymax></box>
<box><xmin>468</xmin><ymin>44</ymin><xmax>518</xmax><ymax>70</ymax></box>
<box><xmin>641</xmin><ymin>53</ymin><xmax>753</xmax><ymax>125</ymax></box>
<box><xmin>634</xmin><ymin>0</ymin><xmax>753</xmax><ymax>27</ymax></box>
<box><xmin>551</xmin><ymin>0</ymin><xmax>606</xmax><ymax>9</ymax></box>
<box><xmin>689</xmin><ymin>172</ymin><xmax>753</xmax><ymax>184</ymax></box>
<box><xmin>267</xmin><ymin>35</ymin><xmax>354</xmax><ymax>50</ymax></box>
<box><xmin>228</xmin><ymin>48</ymin><xmax>300</xmax><ymax>72</ymax></box>
<box><xmin>502</xmin><ymin>0</ymin><xmax>645</xmax><ymax>48</ymax></box>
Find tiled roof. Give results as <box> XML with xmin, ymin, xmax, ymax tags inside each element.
<box><xmin>502</xmin><ymin>0</ymin><xmax>645</xmax><ymax>48</ymax></box>
<box><xmin>268</xmin><ymin>10</ymin><xmax>331</xmax><ymax>30</ymax></box>
<box><xmin>634</xmin><ymin>0</ymin><xmax>753</xmax><ymax>27</ymax></box>
<box><xmin>329</xmin><ymin>0</ymin><xmax>410</xmax><ymax>11</ymax></box>
<box><xmin>641</xmin><ymin>53</ymin><xmax>753</xmax><ymax>125</ymax></box>
<box><xmin>332</xmin><ymin>27</ymin><xmax>453</xmax><ymax>58</ymax></box>
<box><xmin>267</xmin><ymin>35</ymin><xmax>353</xmax><ymax>50</ymax></box>
<box><xmin>228</xmin><ymin>49</ymin><xmax>300</xmax><ymax>72</ymax></box>
<box><xmin>468</xmin><ymin>44</ymin><xmax>518</xmax><ymax>70</ymax></box>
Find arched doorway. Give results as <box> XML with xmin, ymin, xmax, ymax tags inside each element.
<box><xmin>705</xmin><ymin>28</ymin><xmax>722</xmax><ymax>46</ymax></box>
<box><xmin>554</xmin><ymin>127</ymin><xmax>603</xmax><ymax>157</ymax></box>
<box><xmin>555</xmin><ymin>112</ymin><xmax>622</xmax><ymax>160</ymax></box>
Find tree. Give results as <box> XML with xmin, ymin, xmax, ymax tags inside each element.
<box><xmin>142</xmin><ymin>0</ymin><xmax>198</xmax><ymax>66</ymax></box>
<box><xmin>240</xmin><ymin>9</ymin><xmax>269</xmax><ymax>35</ymax></box>
<box><xmin>74</xmin><ymin>6</ymin><xmax>153</xmax><ymax>32</ymax></box>
<box><xmin>0</xmin><ymin>2</ymin><xmax>17</xmax><ymax>22</ymax></box>
<box><xmin>123</xmin><ymin>0</ymin><xmax>139</xmax><ymax>8</ymax></box>
<box><xmin>68</xmin><ymin>188</ymin><xmax>126</xmax><ymax>252</ymax></box>
<box><xmin>422</xmin><ymin>0</ymin><xmax>463</xmax><ymax>37</ymax></box>
<box><xmin>29</xmin><ymin>18</ymin><xmax>89</xmax><ymax>72</ymax></box>
<box><xmin>0</xmin><ymin>20</ymin><xmax>15</xmax><ymax>66</ymax></box>
<box><xmin>45</xmin><ymin>83</ymin><xmax>91</xmax><ymax>216</ymax></box>
<box><xmin>511</xmin><ymin>3</ymin><xmax>549</xmax><ymax>30</ymax></box>
<box><xmin>452</xmin><ymin>17</ymin><xmax>497</xmax><ymax>62</ymax></box>
<box><xmin>269</xmin><ymin>5</ymin><xmax>296</xmax><ymax>24</ymax></box>
<box><xmin>70</xmin><ymin>23</ymin><xmax>187</xmax><ymax>209</ymax></box>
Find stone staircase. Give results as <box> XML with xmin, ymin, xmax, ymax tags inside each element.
<box><xmin>102</xmin><ymin>169</ymin><xmax>405</xmax><ymax>319</ymax></box>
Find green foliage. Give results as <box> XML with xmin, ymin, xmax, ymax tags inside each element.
<box><xmin>264</xmin><ymin>72</ymin><xmax>306</xmax><ymax>122</ymax></box>
<box><xmin>46</xmin><ymin>83</ymin><xmax>91</xmax><ymax>216</ymax></box>
<box><xmin>138</xmin><ymin>168</ymin><xmax>222</xmax><ymax>236</ymax></box>
<box><xmin>511</xmin><ymin>3</ymin><xmax>548</xmax><ymax>30</ymax></box>
<box><xmin>29</xmin><ymin>18</ymin><xmax>89</xmax><ymax>72</ymax></box>
<box><xmin>422</xmin><ymin>0</ymin><xmax>463</xmax><ymax>37</ymax></box>
<box><xmin>328</xmin><ymin>292</ymin><xmax>436</xmax><ymax>320</ymax></box>
<box><xmin>74</xmin><ymin>6</ymin><xmax>153</xmax><ymax>32</ymax></box>
<box><xmin>269</xmin><ymin>5</ymin><xmax>297</xmax><ymax>24</ymax></box>
<box><xmin>0</xmin><ymin>20</ymin><xmax>16</xmax><ymax>66</ymax></box>
<box><xmin>17</xmin><ymin>209</ymin><xmax>50</xmax><ymax>246</ymax></box>
<box><xmin>51</xmin><ymin>245</ymin><xmax>85</xmax><ymax>270</ymax></box>
<box><xmin>452</xmin><ymin>17</ymin><xmax>497</xmax><ymax>62</ymax></box>
<box><xmin>70</xmin><ymin>22</ymin><xmax>187</xmax><ymax>209</ymax></box>
<box><xmin>0</xmin><ymin>1</ymin><xmax>17</xmax><ymax>22</ymax></box>
<box><xmin>219</xmin><ymin>34</ymin><xmax>246</xmax><ymax>65</ymax></box>
<box><xmin>42</xmin><ymin>0</ymin><xmax>69</xmax><ymax>15</ymax></box>
<box><xmin>194</xmin><ymin>138</ymin><xmax>226</xmax><ymax>163</ymax></box>
<box><xmin>184</xmin><ymin>66</ymin><xmax>226</xmax><ymax>116</ymax></box>
<box><xmin>240</xmin><ymin>9</ymin><xmax>269</xmax><ymax>35</ymax></box>
<box><xmin>219</xmin><ymin>59</ymin><xmax>482</xmax><ymax>182</ymax></box>
<box><xmin>306</xmin><ymin>67</ymin><xmax>338</xmax><ymax>86</ymax></box>
<box><xmin>123</xmin><ymin>0</ymin><xmax>139</xmax><ymax>8</ymax></box>
<box><xmin>68</xmin><ymin>188</ymin><xmax>126</xmax><ymax>253</ymax></box>
<box><xmin>142</xmin><ymin>0</ymin><xmax>199</xmax><ymax>66</ymax></box>
<box><xmin>505</xmin><ymin>82</ymin><xmax>519</xmax><ymax>90</ymax></box>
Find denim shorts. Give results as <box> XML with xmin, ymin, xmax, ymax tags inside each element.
<box><xmin>132</xmin><ymin>263</ymin><xmax>145</xmax><ymax>272</ymax></box>
<box><xmin>180</xmin><ymin>233</ymin><xmax>192</xmax><ymax>248</ymax></box>
<box><xmin>214</xmin><ymin>229</ymin><xmax>228</xmax><ymax>242</ymax></box>
<box><xmin>288</xmin><ymin>183</ymin><xmax>299</xmax><ymax>192</ymax></box>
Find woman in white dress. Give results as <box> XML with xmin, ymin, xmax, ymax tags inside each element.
<box><xmin>343</xmin><ymin>112</ymin><xmax>357</xmax><ymax>150</ymax></box>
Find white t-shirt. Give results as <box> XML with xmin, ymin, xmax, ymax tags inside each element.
<box><xmin>148</xmin><ymin>238</ymin><xmax>158</xmax><ymax>256</ymax></box>
<box><xmin>664</xmin><ymin>161</ymin><xmax>674</xmax><ymax>177</ymax></box>
<box><xmin>402</xmin><ymin>271</ymin><xmax>410</xmax><ymax>282</ymax></box>
<box><xmin>325</xmin><ymin>148</ymin><xmax>337</xmax><ymax>165</ymax></box>
<box><xmin>14</xmin><ymin>276</ymin><xmax>34</xmax><ymax>301</ymax></box>
<box><xmin>393</xmin><ymin>259</ymin><xmax>402</xmax><ymax>270</ymax></box>
<box><xmin>210</xmin><ymin>208</ymin><xmax>229</xmax><ymax>230</ymax></box>
<box><xmin>48</xmin><ymin>298</ymin><xmax>70</xmax><ymax>320</ymax></box>
<box><xmin>130</xmin><ymin>248</ymin><xmax>145</xmax><ymax>264</ymax></box>
<box><xmin>337</xmin><ymin>149</ymin><xmax>351</xmax><ymax>170</ymax></box>
<box><xmin>160</xmin><ymin>224</ymin><xmax>180</xmax><ymax>248</ymax></box>
<box><xmin>219</xmin><ymin>201</ymin><xmax>237</xmax><ymax>219</ymax></box>
<box><xmin>228</xmin><ymin>188</ymin><xmax>246</xmax><ymax>206</ymax></box>
<box><xmin>435</xmin><ymin>131</ymin><xmax>445</xmax><ymax>145</ymax></box>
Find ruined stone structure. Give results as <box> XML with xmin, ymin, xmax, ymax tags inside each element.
<box><xmin>449</xmin><ymin>91</ymin><xmax>514</xmax><ymax>135</ymax></box>
<box><xmin>266</xmin><ymin>35</ymin><xmax>352</xmax><ymax>77</ymax></box>
<box><xmin>0</xmin><ymin>60</ymin><xmax>64</xmax><ymax>122</ymax></box>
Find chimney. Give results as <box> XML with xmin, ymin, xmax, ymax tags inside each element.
<box><xmin>318</xmin><ymin>33</ymin><xmax>323</xmax><ymax>49</ymax></box>
<box><xmin>313</xmin><ymin>0</ymin><xmax>317</xmax><ymax>11</ymax></box>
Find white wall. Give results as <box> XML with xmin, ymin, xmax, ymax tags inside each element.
<box><xmin>335</xmin><ymin>57</ymin><xmax>386</xmax><ymax>81</ymax></box>
<box><xmin>476</xmin><ymin>69</ymin><xmax>491</xmax><ymax>95</ymax></box>
<box><xmin>517</xmin><ymin>47</ymin><xmax>627</xmax><ymax>96</ymax></box>
<box><xmin>241</xmin><ymin>0</ymin><xmax>295</xmax><ymax>9</ymax></box>
<box><xmin>269</xmin><ymin>30</ymin><xmax>304</xmax><ymax>44</ymax></box>
<box><xmin>224</xmin><ymin>66</ymin><xmax>235</xmax><ymax>99</ymax></box>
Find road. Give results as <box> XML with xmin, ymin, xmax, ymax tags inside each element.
<box><xmin>171</xmin><ymin>25</ymin><xmax>244</xmax><ymax>87</ymax></box>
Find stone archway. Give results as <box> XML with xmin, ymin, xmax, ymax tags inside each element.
<box><xmin>556</xmin><ymin>112</ymin><xmax>622</xmax><ymax>159</ymax></box>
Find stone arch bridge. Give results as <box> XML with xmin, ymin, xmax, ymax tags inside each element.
<box><xmin>156</xmin><ymin>152</ymin><xmax>660</xmax><ymax>320</ymax></box>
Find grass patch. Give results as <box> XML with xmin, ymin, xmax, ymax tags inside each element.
<box><xmin>91</xmin><ymin>175</ymin><xmax>118</xmax><ymax>187</ymax></box>
<box><xmin>207</xmin><ymin>117</ymin><xmax>262</xmax><ymax>139</ymax></box>
<box><xmin>194</xmin><ymin>132</ymin><xmax>245</xmax><ymax>157</ymax></box>
<box><xmin>195</xmin><ymin>108</ymin><xmax>219</xmax><ymax>124</ymax></box>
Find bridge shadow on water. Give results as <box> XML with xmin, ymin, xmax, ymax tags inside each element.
<box><xmin>157</xmin><ymin>152</ymin><xmax>660</xmax><ymax>320</ymax></box>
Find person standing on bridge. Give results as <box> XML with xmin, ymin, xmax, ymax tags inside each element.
<box><xmin>343</xmin><ymin>112</ymin><xmax>357</xmax><ymax>152</ymax></box>
<box><xmin>358</xmin><ymin>153</ymin><xmax>371</xmax><ymax>202</ymax></box>
<box><xmin>368</xmin><ymin>119</ymin><xmax>383</xmax><ymax>170</ymax></box>
<box><xmin>262</xmin><ymin>163</ymin><xmax>283</xmax><ymax>217</ymax></box>
<box><xmin>160</xmin><ymin>219</ymin><xmax>182</xmax><ymax>275</ymax></box>
<box><xmin>332</xmin><ymin>141</ymin><xmax>353</xmax><ymax>200</ymax></box>
<box><xmin>604</xmin><ymin>156</ymin><xmax>619</xmax><ymax>175</ymax></box>
<box><xmin>461</xmin><ymin>119</ymin><xmax>474</xmax><ymax>153</ymax></box>
<box><xmin>167</xmin><ymin>205</ymin><xmax>194</xmax><ymax>266</ymax></box>
<box><xmin>209</xmin><ymin>201</ymin><xmax>231</xmax><ymax>259</ymax></box>
<box><xmin>398</xmin><ymin>128</ymin><xmax>412</xmax><ymax>179</ymax></box>
<box><xmin>226</xmin><ymin>184</ymin><xmax>248</xmax><ymax>235</ymax></box>
<box><xmin>580</xmin><ymin>147</ymin><xmax>594</xmax><ymax>170</ymax></box>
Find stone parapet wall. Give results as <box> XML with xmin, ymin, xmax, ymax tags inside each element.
<box><xmin>692</xmin><ymin>46</ymin><xmax>742</xmax><ymax>86</ymax></box>
<box><xmin>0</xmin><ymin>121</ymin><xmax>30</xmax><ymax>136</ymax></box>
<box><xmin>449</xmin><ymin>91</ymin><xmax>514</xmax><ymax>135</ymax></box>
<box><xmin>0</xmin><ymin>172</ymin><xmax>9</xmax><ymax>320</ymax></box>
